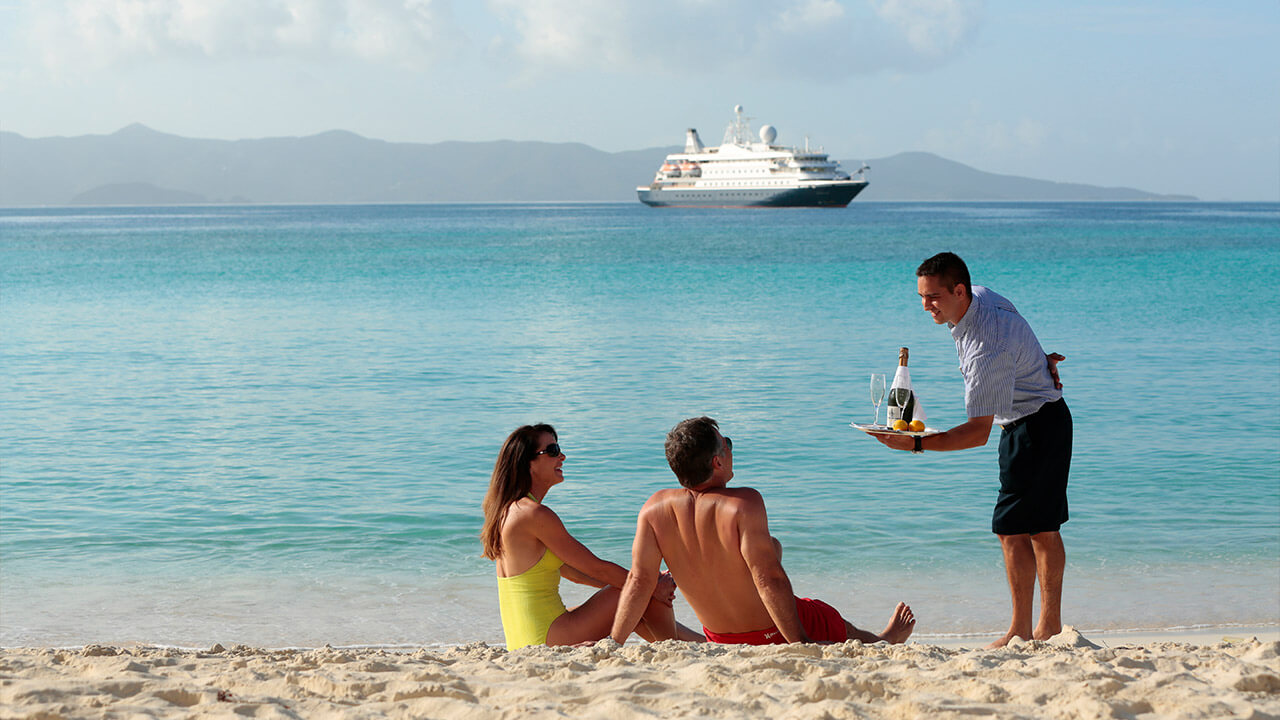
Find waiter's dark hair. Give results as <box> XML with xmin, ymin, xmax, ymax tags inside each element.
<box><xmin>917</xmin><ymin>252</ymin><xmax>972</xmax><ymax>297</ymax></box>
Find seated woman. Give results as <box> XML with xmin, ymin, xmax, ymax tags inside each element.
<box><xmin>482</xmin><ymin>423</ymin><xmax>703</xmax><ymax>649</ymax></box>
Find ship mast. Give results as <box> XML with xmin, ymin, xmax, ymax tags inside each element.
<box><xmin>722</xmin><ymin>104</ymin><xmax>755</xmax><ymax>147</ymax></box>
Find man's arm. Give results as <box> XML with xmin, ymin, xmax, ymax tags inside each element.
<box><xmin>610</xmin><ymin>507</ymin><xmax>664</xmax><ymax>643</ymax></box>
<box><xmin>875</xmin><ymin>415</ymin><xmax>994</xmax><ymax>453</ymax></box>
<box><xmin>737</xmin><ymin>493</ymin><xmax>809</xmax><ymax>643</ymax></box>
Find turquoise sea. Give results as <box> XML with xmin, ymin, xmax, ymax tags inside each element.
<box><xmin>2</xmin><ymin>202</ymin><xmax>1278</xmax><ymax>648</ymax></box>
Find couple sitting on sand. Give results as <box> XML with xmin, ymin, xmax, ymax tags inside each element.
<box><xmin>481</xmin><ymin>416</ymin><xmax>916</xmax><ymax>650</ymax></box>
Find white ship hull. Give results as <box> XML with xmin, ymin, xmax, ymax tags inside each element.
<box><xmin>637</xmin><ymin>179</ymin><xmax>867</xmax><ymax>208</ymax></box>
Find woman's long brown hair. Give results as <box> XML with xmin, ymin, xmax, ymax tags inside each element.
<box><xmin>481</xmin><ymin>424</ymin><xmax>556</xmax><ymax>560</ymax></box>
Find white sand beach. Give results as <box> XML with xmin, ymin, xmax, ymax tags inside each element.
<box><xmin>3</xmin><ymin>627</ymin><xmax>1277</xmax><ymax>719</ymax></box>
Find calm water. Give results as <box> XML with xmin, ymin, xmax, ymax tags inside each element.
<box><xmin>2</xmin><ymin>202</ymin><xmax>1278</xmax><ymax>647</ymax></box>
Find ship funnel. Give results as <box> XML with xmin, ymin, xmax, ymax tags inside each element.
<box><xmin>684</xmin><ymin>128</ymin><xmax>704</xmax><ymax>153</ymax></box>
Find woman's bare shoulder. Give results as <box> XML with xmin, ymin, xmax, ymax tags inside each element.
<box><xmin>503</xmin><ymin>497</ymin><xmax>559</xmax><ymax>531</ymax></box>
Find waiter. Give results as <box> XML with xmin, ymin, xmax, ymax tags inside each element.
<box><xmin>875</xmin><ymin>252</ymin><xmax>1071</xmax><ymax>648</ymax></box>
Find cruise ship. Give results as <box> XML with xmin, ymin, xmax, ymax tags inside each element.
<box><xmin>637</xmin><ymin>105</ymin><xmax>868</xmax><ymax>208</ymax></box>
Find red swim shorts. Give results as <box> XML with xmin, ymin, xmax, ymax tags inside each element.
<box><xmin>702</xmin><ymin>597</ymin><xmax>848</xmax><ymax>645</ymax></box>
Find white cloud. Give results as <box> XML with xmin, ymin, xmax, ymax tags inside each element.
<box><xmin>27</xmin><ymin>0</ymin><xmax>458</xmax><ymax>71</ymax></box>
<box><xmin>779</xmin><ymin>0</ymin><xmax>847</xmax><ymax>32</ymax></box>
<box><xmin>484</xmin><ymin>0</ymin><xmax>984</xmax><ymax>78</ymax></box>
<box><xmin>19</xmin><ymin>0</ymin><xmax>982</xmax><ymax>80</ymax></box>
<box><xmin>486</xmin><ymin>0</ymin><xmax>633</xmax><ymax>68</ymax></box>
<box><xmin>873</xmin><ymin>0</ymin><xmax>980</xmax><ymax>58</ymax></box>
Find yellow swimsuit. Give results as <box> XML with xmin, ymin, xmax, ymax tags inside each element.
<box><xmin>496</xmin><ymin>547</ymin><xmax>567</xmax><ymax>650</ymax></box>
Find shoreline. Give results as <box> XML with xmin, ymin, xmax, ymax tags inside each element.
<box><xmin>2</xmin><ymin>627</ymin><xmax>1276</xmax><ymax>719</ymax></box>
<box><xmin>920</xmin><ymin>623</ymin><xmax>1280</xmax><ymax>649</ymax></box>
<box><xmin>7</xmin><ymin>623</ymin><xmax>1276</xmax><ymax>654</ymax></box>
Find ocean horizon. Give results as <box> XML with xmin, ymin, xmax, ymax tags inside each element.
<box><xmin>2</xmin><ymin>201</ymin><xmax>1277</xmax><ymax>648</ymax></box>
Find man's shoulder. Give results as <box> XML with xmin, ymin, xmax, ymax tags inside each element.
<box><xmin>973</xmin><ymin>285</ymin><xmax>1018</xmax><ymax>314</ymax></box>
<box><xmin>643</xmin><ymin>487</ymin><xmax>688</xmax><ymax>502</ymax></box>
<box><xmin>700</xmin><ymin>486</ymin><xmax>767</xmax><ymax>513</ymax></box>
<box><xmin>961</xmin><ymin>286</ymin><xmax>1026</xmax><ymax>342</ymax></box>
<box><xmin>642</xmin><ymin>486</ymin><xmax>765</xmax><ymax>511</ymax></box>
<box><xmin>716</xmin><ymin>486</ymin><xmax>765</xmax><ymax>501</ymax></box>
<box><xmin>638</xmin><ymin>488</ymin><xmax>686</xmax><ymax>515</ymax></box>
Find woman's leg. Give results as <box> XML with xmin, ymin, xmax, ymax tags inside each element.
<box><xmin>639</xmin><ymin>605</ymin><xmax>706</xmax><ymax>643</ymax></box>
<box><xmin>633</xmin><ymin>596</ymin><xmax>677</xmax><ymax>642</ymax></box>
<box><xmin>545</xmin><ymin>587</ymin><xmax>686</xmax><ymax>646</ymax></box>
<box><xmin>545</xmin><ymin>586</ymin><xmax>623</xmax><ymax>646</ymax></box>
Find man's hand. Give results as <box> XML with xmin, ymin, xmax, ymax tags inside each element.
<box><xmin>873</xmin><ymin>432</ymin><xmax>914</xmax><ymax>452</ymax></box>
<box><xmin>1046</xmin><ymin>352</ymin><xmax>1065</xmax><ymax>390</ymax></box>
<box><xmin>652</xmin><ymin>572</ymin><xmax>677</xmax><ymax>607</ymax></box>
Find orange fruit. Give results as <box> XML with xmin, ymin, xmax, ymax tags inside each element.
<box><xmin>909</xmin><ymin>420</ymin><xmax>925</xmax><ymax>432</ymax></box>
<box><xmin>892</xmin><ymin>419</ymin><xmax>909</xmax><ymax>431</ymax></box>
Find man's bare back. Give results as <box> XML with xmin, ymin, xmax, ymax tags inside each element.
<box><xmin>641</xmin><ymin>486</ymin><xmax>788</xmax><ymax>635</ymax></box>
<box><xmin>610</xmin><ymin>417</ymin><xmax>915</xmax><ymax>645</ymax></box>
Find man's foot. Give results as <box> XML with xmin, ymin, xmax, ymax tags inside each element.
<box><xmin>1032</xmin><ymin>622</ymin><xmax>1062</xmax><ymax>641</ymax></box>
<box><xmin>879</xmin><ymin>602</ymin><xmax>916</xmax><ymax>644</ymax></box>
<box><xmin>985</xmin><ymin>630</ymin><xmax>1030</xmax><ymax>649</ymax></box>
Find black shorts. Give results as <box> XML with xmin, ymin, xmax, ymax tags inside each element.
<box><xmin>993</xmin><ymin>399</ymin><xmax>1072</xmax><ymax>535</ymax></box>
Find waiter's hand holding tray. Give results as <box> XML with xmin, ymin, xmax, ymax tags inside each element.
<box><xmin>850</xmin><ymin>422</ymin><xmax>941</xmax><ymax>438</ymax></box>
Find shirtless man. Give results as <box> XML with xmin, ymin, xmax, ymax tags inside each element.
<box><xmin>610</xmin><ymin>416</ymin><xmax>915</xmax><ymax>645</ymax></box>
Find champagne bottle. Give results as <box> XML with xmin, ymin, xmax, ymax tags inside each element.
<box><xmin>886</xmin><ymin>347</ymin><xmax>916</xmax><ymax>424</ymax></box>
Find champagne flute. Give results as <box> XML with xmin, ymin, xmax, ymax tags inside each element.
<box><xmin>870</xmin><ymin>373</ymin><xmax>886</xmax><ymax>425</ymax></box>
<box><xmin>892</xmin><ymin>386</ymin><xmax>909</xmax><ymax>426</ymax></box>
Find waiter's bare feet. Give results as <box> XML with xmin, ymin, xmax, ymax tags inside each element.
<box><xmin>985</xmin><ymin>631</ymin><xmax>1028</xmax><ymax>649</ymax></box>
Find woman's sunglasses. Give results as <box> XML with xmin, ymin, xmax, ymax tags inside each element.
<box><xmin>534</xmin><ymin>443</ymin><xmax>562</xmax><ymax>458</ymax></box>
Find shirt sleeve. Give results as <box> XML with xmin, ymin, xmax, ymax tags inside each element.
<box><xmin>961</xmin><ymin>336</ymin><xmax>1015</xmax><ymax>419</ymax></box>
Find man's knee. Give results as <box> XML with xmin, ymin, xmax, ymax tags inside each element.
<box><xmin>1029</xmin><ymin>531</ymin><xmax>1064</xmax><ymax>550</ymax></box>
<box><xmin>997</xmin><ymin>533</ymin><xmax>1032</xmax><ymax>548</ymax></box>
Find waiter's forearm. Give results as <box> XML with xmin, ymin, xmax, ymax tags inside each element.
<box><xmin>923</xmin><ymin>416</ymin><xmax>994</xmax><ymax>451</ymax></box>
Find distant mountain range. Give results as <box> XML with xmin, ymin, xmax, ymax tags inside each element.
<box><xmin>0</xmin><ymin>124</ymin><xmax>1196</xmax><ymax>206</ymax></box>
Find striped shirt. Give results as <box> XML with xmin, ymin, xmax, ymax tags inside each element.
<box><xmin>949</xmin><ymin>286</ymin><xmax>1061</xmax><ymax>425</ymax></box>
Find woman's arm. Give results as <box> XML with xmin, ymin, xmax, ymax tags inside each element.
<box><xmin>530</xmin><ymin>505</ymin><xmax>630</xmax><ymax>588</ymax></box>
<box><xmin>559</xmin><ymin>564</ymin><xmax>608</xmax><ymax>587</ymax></box>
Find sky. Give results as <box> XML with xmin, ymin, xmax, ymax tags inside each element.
<box><xmin>1</xmin><ymin>0</ymin><xmax>1277</xmax><ymax>201</ymax></box>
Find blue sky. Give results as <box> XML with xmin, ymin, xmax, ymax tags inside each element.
<box><xmin>2</xmin><ymin>0</ymin><xmax>1276</xmax><ymax>200</ymax></box>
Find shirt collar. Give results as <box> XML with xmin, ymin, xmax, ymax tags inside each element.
<box><xmin>949</xmin><ymin>290</ymin><xmax>980</xmax><ymax>338</ymax></box>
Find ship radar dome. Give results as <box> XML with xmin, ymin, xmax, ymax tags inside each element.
<box><xmin>760</xmin><ymin>125</ymin><xmax>777</xmax><ymax>144</ymax></box>
<box><xmin>734</xmin><ymin>104</ymin><xmax>744</xmax><ymax>113</ymax></box>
